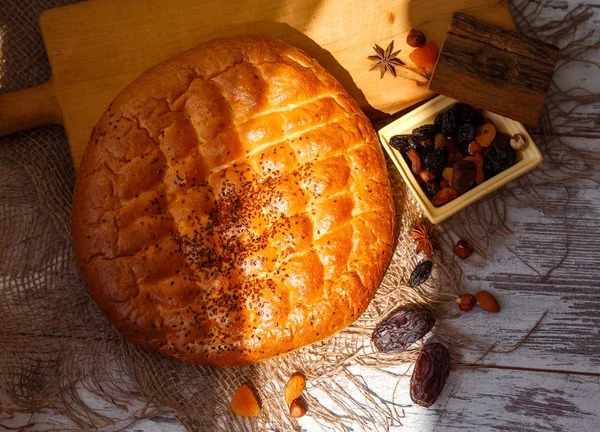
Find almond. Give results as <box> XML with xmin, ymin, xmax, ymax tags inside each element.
<box><xmin>432</xmin><ymin>187</ymin><xmax>458</xmax><ymax>206</ymax></box>
<box><xmin>419</xmin><ymin>170</ymin><xmax>436</xmax><ymax>183</ymax></box>
<box><xmin>284</xmin><ymin>373</ymin><xmax>306</xmax><ymax>405</ymax></box>
<box><xmin>456</xmin><ymin>294</ymin><xmax>476</xmax><ymax>312</ymax></box>
<box><xmin>231</xmin><ymin>383</ymin><xmax>261</xmax><ymax>417</ymax></box>
<box><xmin>475</xmin><ymin>291</ymin><xmax>500</xmax><ymax>313</ymax></box>
<box><xmin>290</xmin><ymin>398</ymin><xmax>307</xmax><ymax>418</ymax></box>
<box><xmin>407</xmin><ymin>148</ymin><xmax>422</xmax><ymax>174</ymax></box>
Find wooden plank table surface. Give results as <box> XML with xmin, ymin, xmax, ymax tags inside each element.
<box><xmin>4</xmin><ymin>1</ymin><xmax>600</xmax><ymax>431</ymax></box>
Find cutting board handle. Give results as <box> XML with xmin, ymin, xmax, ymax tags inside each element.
<box><xmin>0</xmin><ymin>79</ymin><xmax>62</xmax><ymax>136</ymax></box>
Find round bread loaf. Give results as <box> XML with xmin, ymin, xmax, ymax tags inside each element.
<box><xmin>72</xmin><ymin>35</ymin><xmax>395</xmax><ymax>367</ymax></box>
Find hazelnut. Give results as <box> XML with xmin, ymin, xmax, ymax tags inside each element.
<box><xmin>456</xmin><ymin>294</ymin><xmax>476</xmax><ymax>311</ymax></box>
<box><xmin>407</xmin><ymin>148</ymin><xmax>422</xmax><ymax>174</ymax></box>
<box><xmin>454</xmin><ymin>239</ymin><xmax>473</xmax><ymax>259</ymax></box>
<box><xmin>468</xmin><ymin>141</ymin><xmax>483</xmax><ymax>155</ymax></box>
<box><xmin>510</xmin><ymin>133</ymin><xmax>528</xmax><ymax>151</ymax></box>
<box><xmin>419</xmin><ymin>170</ymin><xmax>436</xmax><ymax>183</ymax></box>
<box><xmin>407</xmin><ymin>29</ymin><xmax>426</xmax><ymax>48</ymax></box>
<box><xmin>290</xmin><ymin>398</ymin><xmax>307</xmax><ymax>418</ymax></box>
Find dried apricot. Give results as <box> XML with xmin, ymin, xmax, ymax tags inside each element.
<box><xmin>432</xmin><ymin>187</ymin><xmax>458</xmax><ymax>206</ymax></box>
<box><xmin>231</xmin><ymin>383</ymin><xmax>260</xmax><ymax>417</ymax></box>
<box><xmin>409</xmin><ymin>42</ymin><xmax>438</xmax><ymax>69</ymax></box>
<box><xmin>442</xmin><ymin>167</ymin><xmax>453</xmax><ymax>182</ymax></box>
<box><xmin>475</xmin><ymin>122</ymin><xmax>496</xmax><ymax>147</ymax></box>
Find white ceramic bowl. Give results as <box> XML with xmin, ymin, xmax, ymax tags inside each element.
<box><xmin>378</xmin><ymin>95</ymin><xmax>544</xmax><ymax>224</ymax></box>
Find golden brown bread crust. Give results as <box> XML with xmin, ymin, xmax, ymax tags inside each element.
<box><xmin>72</xmin><ymin>35</ymin><xmax>395</xmax><ymax>367</ymax></box>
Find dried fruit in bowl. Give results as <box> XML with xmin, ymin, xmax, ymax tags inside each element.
<box><xmin>395</xmin><ymin>102</ymin><xmax>519</xmax><ymax>209</ymax></box>
<box><xmin>451</xmin><ymin>160</ymin><xmax>477</xmax><ymax>194</ymax></box>
<box><xmin>389</xmin><ymin>134</ymin><xmax>417</xmax><ymax>154</ymax></box>
<box><xmin>475</xmin><ymin>122</ymin><xmax>496</xmax><ymax>147</ymax></box>
<box><xmin>419</xmin><ymin>170</ymin><xmax>436</xmax><ymax>183</ymax></box>
<box><xmin>432</xmin><ymin>187</ymin><xmax>458</xmax><ymax>206</ymax></box>
<box><xmin>407</xmin><ymin>148</ymin><xmax>423</xmax><ymax>174</ymax></box>
<box><xmin>510</xmin><ymin>133</ymin><xmax>528</xmax><ymax>151</ymax></box>
<box><xmin>424</xmin><ymin>181</ymin><xmax>441</xmax><ymax>198</ymax></box>
<box><xmin>434</xmin><ymin>133</ymin><xmax>452</xmax><ymax>150</ymax></box>
<box><xmin>483</xmin><ymin>133</ymin><xmax>516</xmax><ymax>179</ymax></box>
<box><xmin>412</xmin><ymin>124</ymin><xmax>437</xmax><ymax>142</ymax></box>
<box><xmin>473</xmin><ymin>153</ymin><xmax>485</xmax><ymax>185</ymax></box>
<box><xmin>422</xmin><ymin>147</ymin><xmax>449</xmax><ymax>179</ymax></box>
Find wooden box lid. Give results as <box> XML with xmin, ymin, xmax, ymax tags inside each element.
<box><xmin>428</xmin><ymin>12</ymin><xmax>559</xmax><ymax>126</ymax></box>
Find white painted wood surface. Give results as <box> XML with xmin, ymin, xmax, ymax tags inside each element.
<box><xmin>4</xmin><ymin>1</ymin><xmax>600</xmax><ymax>431</ymax></box>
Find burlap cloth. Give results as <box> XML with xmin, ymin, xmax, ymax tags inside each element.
<box><xmin>1</xmin><ymin>1</ymin><xmax>598</xmax><ymax>430</ymax></box>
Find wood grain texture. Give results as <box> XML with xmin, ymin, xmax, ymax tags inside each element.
<box><xmin>429</xmin><ymin>12</ymin><xmax>559</xmax><ymax>126</ymax></box>
<box><xmin>37</xmin><ymin>0</ymin><xmax>516</xmax><ymax>169</ymax></box>
<box><xmin>0</xmin><ymin>81</ymin><xmax>62</xmax><ymax>135</ymax></box>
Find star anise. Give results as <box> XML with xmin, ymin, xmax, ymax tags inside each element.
<box><xmin>368</xmin><ymin>40</ymin><xmax>404</xmax><ymax>79</ymax></box>
<box><xmin>411</xmin><ymin>220</ymin><xmax>435</xmax><ymax>257</ymax></box>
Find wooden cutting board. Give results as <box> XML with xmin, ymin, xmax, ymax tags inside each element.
<box><xmin>0</xmin><ymin>0</ymin><xmax>515</xmax><ymax>169</ymax></box>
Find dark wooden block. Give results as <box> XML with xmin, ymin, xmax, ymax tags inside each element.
<box><xmin>429</xmin><ymin>12</ymin><xmax>559</xmax><ymax>126</ymax></box>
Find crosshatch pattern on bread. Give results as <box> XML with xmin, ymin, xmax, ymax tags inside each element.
<box><xmin>72</xmin><ymin>35</ymin><xmax>395</xmax><ymax>367</ymax></box>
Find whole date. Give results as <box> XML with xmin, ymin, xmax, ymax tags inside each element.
<box><xmin>410</xmin><ymin>342</ymin><xmax>451</xmax><ymax>407</ymax></box>
<box><xmin>372</xmin><ymin>308</ymin><xmax>436</xmax><ymax>353</ymax></box>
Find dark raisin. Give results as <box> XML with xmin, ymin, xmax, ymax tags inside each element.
<box><xmin>436</xmin><ymin>110</ymin><xmax>457</xmax><ymax>141</ymax></box>
<box><xmin>483</xmin><ymin>133</ymin><xmax>517</xmax><ymax>179</ymax></box>
<box><xmin>389</xmin><ymin>134</ymin><xmax>417</xmax><ymax>154</ymax></box>
<box><xmin>409</xmin><ymin>260</ymin><xmax>433</xmax><ymax>287</ymax></box>
<box><xmin>422</xmin><ymin>147</ymin><xmax>448</xmax><ymax>179</ymax></box>
<box><xmin>424</xmin><ymin>181</ymin><xmax>441</xmax><ymax>198</ymax></box>
<box><xmin>455</xmin><ymin>122</ymin><xmax>476</xmax><ymax>149</ymax></box>
<box><xmin>412</xmin><ymin>124</ymin><xmax>437</xmax><ymax>142</ymax></box>
<box><xmin>451</xmin><ymin>160</ymin><xmax>477</xmax><ymax>194</ymax></box>
<box><xmin>410</xmin><ymin>342</ymin><xmax>451</xmax><ymax>407</ymax></box>
<box><xmin>450</xmin><ymin>103</ymin><xmax>484</xmax><ymax>127</ymax></box>
<box><xmin>372</xmin><ymin>309</ymin><xmax>436</xmax><ymax>353</ymax></box>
